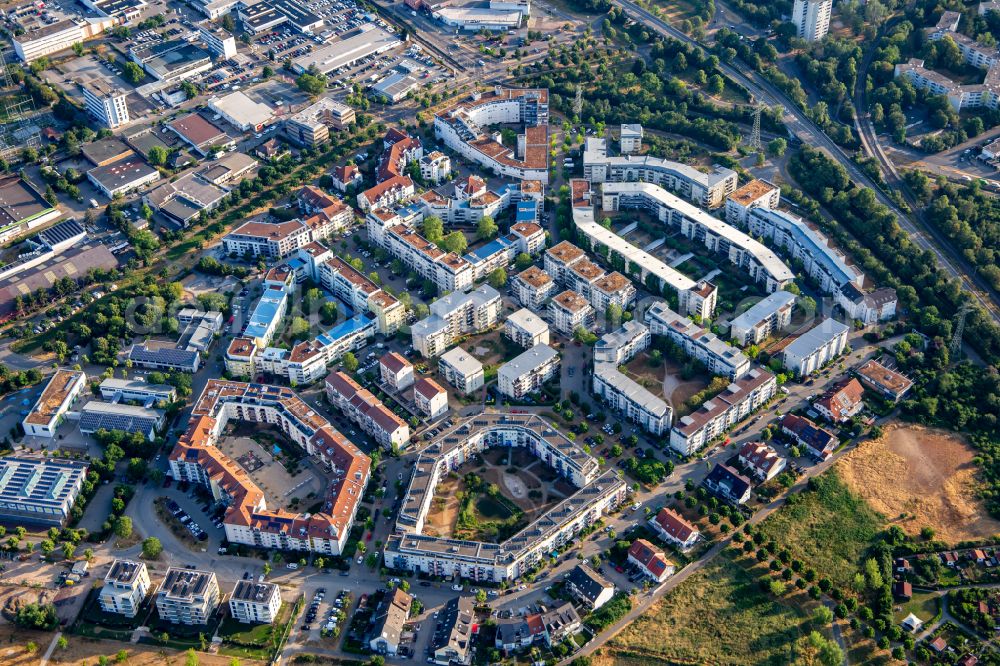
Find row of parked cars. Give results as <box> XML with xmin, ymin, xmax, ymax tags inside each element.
<box><xmin>166</xmin><ymin>499</ymin><xmax>208</xmax><ymax>541</ymax></box>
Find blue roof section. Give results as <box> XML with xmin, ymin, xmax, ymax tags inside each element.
<box><xmin>516</xmin><ymin>200</ymin><xmax>537</xmax><ymax>212</ymax></box>
<box><xmin>286</xmin><ymin>257</ymin><xmax>306</xmax><ymax>270</ymax></box>
<box><xmin>245</xmin><ymin>290</ymin><xmax>287</xmax><ymax>339</ymax></box>
<box><xmin>464</xmin><ymin>236</ymin><xmax>515</xmax><ymax>264</ymax></box>
<box><xmin>319</xmin><ymin>313</ymin><xmax>376</xmax><ymax>344</ymax></box>
<box><xmin>496</xmin><ymin>183</ymin><xmax>519</xmax><ymax>197</ymax></box>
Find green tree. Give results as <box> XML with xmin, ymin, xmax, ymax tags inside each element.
<box><xmin>141</xmin><ymin>537</ymin><xmax>162</xmax><ymax>559</ymax></box>
<box><xmin>488</xmin><ymin>267</ymin><xmax>507</xmax><ymax>289</ymax></box>
<box><xmin>57</xmin><ymin>636</ymin><xmax>68</xmax><ymax>650</ymax></box>
<box><xmin>115</xmin><ymin>516</ymin><xmax>133</xmax><ymax>539</ymax></box>
<box><xmin>343</xmin><ymin>352</ymin><xmax>359</xmax><ymax>373</ymax></box>
<box><xmin>767</xmin><ymin>138</ymin><xmax>787</xmax><ymax>157</ymax></box>
<box><xmin>477</xmin><ymin>216</ymin><xmax>498</xmax><ymax>240</ymax></box>
<box><xmin>476</xmin><ymin>589</ymin><xmax>487</xmax><ymax>603</ymax></box>
<box><xmin>122</xmin><ymin>61</ymin><xmax>145</xmax><ymax>85</ymax></box>
<box><xmin>62</xmin><ymin>541</ymin><xmax>75</xmax><ymax>560</ymax></box>
<box><xmin>296</xmin><ymin>72</ymin><xmax>327</xmax><ymax>96</ymax></box>
<box><xmin>440</xmin><ymin>231</ymin><xmax>467</xmax><ymax>254</ymax></box>
<box><xmin>147</xmin><ymin>145</ymin><xmax>167</xmax><ymax>166</ymax></box>
<box><xmin>515</xmin><ymin>253</ymin><xmax>532</xmax><ymax>269</ymax></box>
<box><xmin>422</xmin><ymin>216</ymin><xmax>444</xmax><ymax>244</ymax></box>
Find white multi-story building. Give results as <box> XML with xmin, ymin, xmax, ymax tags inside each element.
<box><xmin>99</xmin><ymin>560</ymin><xmax>150</xmax><ymax>618</ymax></box>
<box><xmin>645</xmin><ymin>302</ymin><xmax>751</xmax><ymax>379</ymax></box>
<box><xmin>582</xmin><ymin>138</ymin><xmax>737</xmax><ymax>208</ymax></box>
<box><xmin>601</xmin><ymin>181</ymin><xmax>794</xmax><ymax>293</ymax></box>
<box><xmin>594</xmin><ymin>321</ymin><xmax>650</xmax><ymax>365</ymax></box>
<box><xmin>380</xmin><ymin>352</ymin><xmax>415</xmax><ymax>392</ymax></box>
<box><xmin>438</xmin><ymin>347</ymin><xmax>484</xmax><ymax>394</ymax></box>
<box><xmin>229</xmin><ymin>581</ymin><xmax>282</xmax><ymax>624</ymax></box>
<box><xmin>590</xmin><ymin>272</ymin><xmax>637</xmax><ymax>313</ymax></box>
<box><xmin>498</xmin><ymin>344</ymin><xmax>559</xmax><ymax>399</ymax></box>
<box><xmin>223</xmin><ymin>219</ymin><xmax>311</xmax><ymax>260</ymax></box>
<box><xmin>199</xmin><ymin>24</ymin><xmax>238</xmax><ymax>59</ymax></box>
<box><xmin>568</xmin><ymin>180</ymin><xmax>714</xmax><ymax>319</ymax></box>
<box><xmin>22</xmin><ymin>369</ymin><xmax>87</xmax><ymax>438</ymax></box>
<box><xmin>368</xmin><ymin>220</ymin><xmax>474</xmax><ymax>294</ymax></box>
<box><xmin>725</xmin><ymin>179</ymin><xmax>781</xmax><ymax>227</ymax></box>
<box><xmin>13</xmin><ymin>17</ymin><xmax>116</xmax><ymax>63</ymax></box>
<box><xmin>729</xmin><ymin>290</ymin><xmax>796</xmax><ymax>346</ymax></box>
<box><xmin>791</xmin><ymin>0</ymin><xmax>832</xmax><ymax>41</ymax></box>
<box><xmin>593</xmin><ymin>363</ymin><xmax>671</xmax><ymax>435</ymax></box>
<box><xmin>434</xmin><ymin>87</ymin><xmax>550</xmax><ymax>183</ymax></box>
<box><xmin>319</xmin><ymin>257</ymin><xmax>406</xmax><ymax>335</ymax></box>
<box><xmin>156</xmin><ymin>568</ymin><xmax>220</xmax><ymax>625</ymax></box>
<box><xmin>385</xmin><ymin>412</ymin><xmax>625</xmax><ymax>582</ymax></box>
<box><xmin>420</xmin><ymin>151</ymin><xmax>452</xmax><ymax>184</ymax></box>
<box><xmin>81</xmin><ymin>80</ymin><xmax>130</xmax><ymax>129</ymax></box>
<box><xmin>544</xmin><ymin>241</ymin><xmax>587</xmax><ymax>287</ymax></box>
<box><xmin>283</xmin><ymin>98</ymin><xmax>356</xmax><ymax>147</ymax></box>
<box><xmin>782</xmin><ymin>318</ymin><xmax>850</xmax><ymax>377</ymax></box>
<box><xmin>548</xmin><ymin>290</ymin><xmax>595</xmax><ymax>336</ymax></box>
<box><xmin>413</xmin><ymin>378</ymin><xmax>449</xmax><ymax>420</ymax></box>
<box><xmin>326</xmin><ymin>371</ymin><xmax>410</xmax><ymax>450</ymax></box>
<box><xmin>510</xmin><ymin>267</ymin><xmax>553</xmax><ymax>310</ymax></box>
<box><xmin>619</xmin><ymin>124</ymin><xmax>643</xmax><ymax>154</ymax></box>
<box><xmin>504</xmin><ymin>308</ymin><xmax>550</xmax><ymax>348</ymax></box>
<box><xmin>411</xmin><ymin>286</ymin><xmax>502</xmax><ymax>357</ymax></box>
<box><xmin>669</xmin><ymin>367</ymin><xmax>777</xmax><ymax>455</ymax></box>
<box><xmin>169</xmin><ymin>380</ymin><xmax>369</xmax><ymax>556</ymax></box>
<box><xmin>259</xmin><ymin>314</ymin><xmax>377</xmax><ymax>385</ymax></box>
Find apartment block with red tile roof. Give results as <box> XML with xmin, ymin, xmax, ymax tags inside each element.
<box><xmin>379</xmin><ymin>352</ymin><xmax>414</xmax><ymax>392</ymax></box>
<box><xmin>168</xmin><ymin>380</ymin><xmax>370</xmax><ymax>555</ymax></box>
<box><xmin>325</xmin><ymin>371</ymin><xmax>410</xmax><ymax>450</ymax></box>
<box><xmin>413</xmin><ymin>378</ymin><xmax>448</xmax><ymax>420</ymax></box>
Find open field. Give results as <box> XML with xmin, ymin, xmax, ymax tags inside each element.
<box><xmin>596</xmin><ymin>551</ymin><xmax>821</xmax><ymax>665</ymax></box>
<box><xmin>755</xmin><ymin>470</ymin><xmax>884</xmax><ymax>589</ymax></box>
<box><xmin>837</xmin><ymin>423</ymin><xmax>1000</xmax><ymax>544</ymax></box>
<box><xmin>48</xmin><ymin>634</ymin><xmax>267</xmax><ymax>666</ymax></box>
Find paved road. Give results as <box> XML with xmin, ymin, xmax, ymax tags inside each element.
<box><xmin>613</xmin><ymin>0</ymin><xmax>1000</xmax><ymax>324</ymax></box>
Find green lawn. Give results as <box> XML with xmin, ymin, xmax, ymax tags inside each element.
<box><xmin>894</xmin><ymin>592</ymin><xmax>940</xmax><ymax>625</ymax></box>
<box><xmin>755</xmin><ymin>470</ymin><xmax>884</xmax><ymax>589</ymax></box>
<box><xmin>605</xmin><ymin>551</ymin><xmax>823</xmax><ymax>665</ymax></box>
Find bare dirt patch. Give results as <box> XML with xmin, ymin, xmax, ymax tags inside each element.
<box><xmin>837</xmin><ymin>423</ymin><xmax>1000</xmax><ymax>543</ymax></box>
<box><xmin>48</xmin><ymin>634</ymin><xmax>266</xmax><ymax>666</ymax></box>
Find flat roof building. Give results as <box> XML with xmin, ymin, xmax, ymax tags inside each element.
<box><xmin>593</xmin><ymin>362</ymin><xmax>671</xmax><ymax>435</ymax></box>
<box><xmin>81</xmin><ymin>79</ymin><xmax>130</xmax><ymax>129</ymax></box>
<box><xmin>729</xmin><ymin>290</ymin><xmax>796</xmax><ymax>346</ymax></box>
<box><xmin>291</xmin><ymin>24</ymin><xmax>401</xmax><ymax>75</ymax></box>
<box><xmin>229</xmin><ymin>580</ymin><xmax>282</xmax><ymax>624</ymax></box>
<box><xmin>79</xmin><ymin>401</ymin><xmax>165</xmax><ymax>441</ymax></box>
<box><xmin>438</xmin><ymin>347</ymin><xmax>484</xmax><ymax>395</ymax></box>
<box><xmin>87</xmin><ymin>155</ymin><xmax>161</xmax><ymax>198</ymax></box>
<box><xmin>0</xmin><ymin>456</ymin><xmax>88</xmax><ymax>526</ymax></box>
<box><xmin>782</xmin><ymin>318</ymin><xmax>850</xmax><ymax>377</ymax></box>
<box><xmin>22</xmin><ymin>369</ymin><xmax>87</xmax><ymax>438</ymax></box>
<box><xmin>498</xmin><ymin>344</ymin><xmax>559</xmax><ymax>400</ymax></box>
<box><xmin>504</xmin><ymin>308</ymin><xmax>550</xmax><ymax>349</ymax></box>
<box><xmin>100</xmin><ymin>559</ymin><xmax>150</xmax><ymax>618</ymax></box>
<box><xmin>646</xmin><ymin>301</ymin><xmax>751</xmax><ymax>379</ymax></box>
<box><xmin>208</xmin><ymin>91</ymin><xmax>274</xmax><ymax>132</ymax></box>
<box><xmin>156</xmin><ymin>568</ymin><xmax>221</xmax><ymax>625</ymax></box>
<box><xmin>99</xmin><ymin>377</ymin><xmax>177</xmax><ymax>405</ymax></box>
<box><xmin>0</xmin><ymin>176</ymin><xmax>62</xmax><ymax>244</ymax></box>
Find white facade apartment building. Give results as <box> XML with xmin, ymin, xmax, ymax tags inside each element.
<box><xmin>725</xmin><ymin>179</ymin><xmax>781</xmax><ymax>227</ymax></box>
<box><xmin>370</xmin><ymin>221</ymin><xmax>474</xmax><ymax>294</ymax></box>
<box><xmin>319</xmin><ymin>257</ymin><xmax>406</xmax><ymax>335</ymax></box>
<box><xmin>569</xmin><ymin>179</ymin><xmax>716</xmax><ymax>320</ymax></box>
<box><xmin>13</xmin><ymin>17</ymin><xmax>116</xmax><ymax>63</ymax></box>
<box><xmin>199</xmin><ymin>24</ymin><xmax>238</xmax><ymax>59</ymax></box>
<box><xmin>81</xmin><ymin>80</ymin><xmax>130</xmax><ymax>129</ymax></box>
<box><xmin>504</xmin><ymin>308</ymin><xmax>550</xmax><ymax>348</ymax></box>
<box><xmin>511</xmin><ymin>266</ymin><xmax>556</xmax><ymax>309</ymax></box>
<box><xmin>619</xmin><ymin>124</ymin><xmax>643</xmax><ymax>154</ymax></box>
<box><xmin>600</xmin><ymin>181</ymin><xmax>794</xmax><ymax>293</ymax></box>
<box><xmin>22</xmin><ymin>369</ymin><xmax>87</xmax><ymax>438</ymax></box>
<box><xmin>745</xmin><ymin>207</ymin><xmax>863</xmax><ymax>298</ymax></box>
<box><xmin>223</xmin><ymin>219</ymin><xmax>311</xmax><ymax>260</ymax></box>
<box><xmin>669</xmin><ymin>367</ymin><xmax>777</xmax><ymax>455</ymax></box>
<box><xmin>645</xmin><ymin>302</ymin><xmax>751</xmax><ymax>379</ymax></box>
<box><xmin>438</xmin><ymin>347</ymin><xmax>484</xmax><ymax>394</ymax></box>
<box><xmin>380</xmin><ymin>352</ymin><xmax>415</xmax><ymax>392</ymax></box>
<box><xmin>783</xmin><ymin>318</ymin><xmax>850</xmax><ymax>377</ymax></box>
<box><xmin>594</xmin><ymin>321</ymin><xmax>650</xmax><ymax>365</ymax></box>
<box><xmin>420</xmin><ymin>151</ymin><xmax>452</xmax><ymax>184</ymax></box>
<box><xmin>592</xmin><ymin>362</ymin><xmax>671</xmax><ymax>435</ymax></box>
<box><xmin>582</xmin><ymin>137</ymin><xmax>738</xmax><ymax>208</ymax></box>
<box><xmin>411</xmin><ymin>286</ymin><xmax>502</xmax><ymax>357</ymax></box>
<box><xmin>156</xmin><ymin>568</ymin><xmax>220</xmax><ymax>625</ymax></box>
<box><xmin>99</xmin><ymin>560</ymin><xmax>150</xmax><ymax>618</ymax></box>
<box><xmin>498</xmin><ymin>344</ymin><xmax>560</xmax><ymax>399</ymax></box>
<box><xmin>229</xmin><ymin>581</ymin><xmax>282</xmax><ymax>624</ymax></box>
<box><xmin>543</xmin><ymin>241</ymin><xmax>587</xmax><ymax>287</ymax></box>
<box><xmin>729</xmin><ymin>290</ymin><xmax>796</xmax><ymax>346</ymax></box>
<box><xmin>590</xmin><ymin>272</ymin><xmax>637</xmax><ymax>313</ymax></box>
<box><xmin>791</xmin><ymin>0</ymin><xmax>832</xmax><ymax>41</ymax></box>
<box><xmin>413</xmin><ymin>378</ymin><xmax>449</xmax><ymax>420</ymax></box>
<box><xmin>548</xmin><ymin>290</ymin><xmax>596</xmax><ymax>336</ymax></box>
<box><xmin>325</xmin><ymin>371</ymin><xmax>410</xmax><ymax>450</ymax></box>
<box><xmin>434</xmin><ymin>87</ymin><xmax>550</xmax><ymax>183</ymax></box>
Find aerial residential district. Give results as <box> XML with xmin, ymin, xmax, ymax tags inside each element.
<box><xmin>2</xmin><ymin>0</ymin><xmax>1000</xmax><ymax>663</ymax></box>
